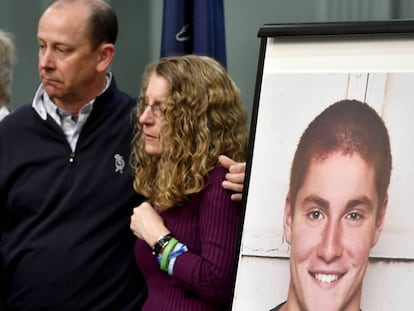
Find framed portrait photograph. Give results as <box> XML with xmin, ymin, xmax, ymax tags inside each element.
<box><xmin>232</xmin><ymin>20</ymin><xmax>414</xmax><ymax>311</ymax></box>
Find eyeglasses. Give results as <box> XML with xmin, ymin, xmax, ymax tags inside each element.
<box><xmin>139</xmin><ymin>97</ymin><xmax>163</xmax><ymax>118</ymax></box>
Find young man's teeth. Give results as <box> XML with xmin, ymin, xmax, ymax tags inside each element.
<box><xmin>314</xmin><ymin>273</ymin><xmax>339</xmax><ymax>283</ymax></box>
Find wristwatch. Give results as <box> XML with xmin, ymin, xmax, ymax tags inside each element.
<box><xmin>152</xmin><ymin>233</ymin><xmax>173</xmax><ymax>256</ymax></box>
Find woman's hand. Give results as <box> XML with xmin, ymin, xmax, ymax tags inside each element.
<box><xmin>130</xmin><ymin>201</ymin><xmax>170</xmax><ymax>248</ymax></box>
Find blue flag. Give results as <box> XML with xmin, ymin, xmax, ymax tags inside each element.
<box><xmin>161</xmin><ymin>0</ymin><xmax>227</xmax><ymax>68</ymax></box>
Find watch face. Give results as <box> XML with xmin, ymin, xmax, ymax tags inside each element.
<box><xmin>152</xmin><ymin>233</ymin><xmax>173</xmax><ymax>256</ymax></box>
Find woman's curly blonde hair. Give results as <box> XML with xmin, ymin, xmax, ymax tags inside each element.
<box><xmin>131</xmin><ymin>55</ymin><xmax>248</xmax><ymax>211</ymax></box>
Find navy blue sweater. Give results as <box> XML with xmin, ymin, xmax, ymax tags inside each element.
<box><xmin>0</xmin><ymin>79</ymin><xmax>146</xmax><ymax>310</ymax></box>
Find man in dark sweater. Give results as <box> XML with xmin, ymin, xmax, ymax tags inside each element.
<box><xmin>0</xmin><ymin>0</ymin><xmax>245</xmax><ymax>310</ymax></box>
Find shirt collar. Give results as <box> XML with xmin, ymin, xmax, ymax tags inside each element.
<box><xmin>0</xmin><ymin>106</ymin><xmax>10</xmax><ymax>121</ymax></box>
<box><xmin>32</xmin><ymin>72</ymin><xmax>112</xmax><ymax>120</ymax></box>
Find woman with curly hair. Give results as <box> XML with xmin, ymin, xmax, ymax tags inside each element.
<box><xmin>130</xmin><ymin>55</ymin><xmax>248</xmax><ymax>310</ymax></box>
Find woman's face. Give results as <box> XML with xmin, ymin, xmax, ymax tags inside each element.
<box><xmin>139</xmin><ymin>72</ymin><xmax>169</xmax><ymax>155</ymax></box>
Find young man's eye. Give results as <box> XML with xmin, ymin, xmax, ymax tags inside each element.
<box><xmin>346</xmin><ymin>212</ymin><xmax>362</xmax><ymax>221</ymax></box>
<box><xmin>308</xmin><ymin>210</ymin><xmax>323</xmax><ymax>220</ymax></box>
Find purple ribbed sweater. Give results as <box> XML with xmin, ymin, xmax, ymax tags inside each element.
<box><xmin>134</xmin><ymin>165</ymin><xmax>241</xmax><ymax>311</ymax></box>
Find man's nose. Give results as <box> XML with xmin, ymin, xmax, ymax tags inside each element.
<box><xmin>39</xmin><ymin>48</ymin><xmax>55</xmax><ymax>69</ymax></box>
<box><xmin>317</xmin><ymin>220</ymin><xmax>343</xmax><ymax>262</ymax></box>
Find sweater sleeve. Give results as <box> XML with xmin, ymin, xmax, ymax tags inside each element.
<box><xmin>170</xmin><ymin>166</ymin><xmax>241</xmax><ymax>306</ymax></box>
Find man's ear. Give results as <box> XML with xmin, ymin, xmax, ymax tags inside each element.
<box><xmin>96</xmin><ymin>43</ymin><xmax>115</xmax><ymax>72</ymax></box>
<box><xmin>284</xmin><ymin>196</ymin><xmax>293</xmax><ymax>245</ymax></box>
<box><xmin>373</xmin><ymin>194</ymin><xmax>388</xmax><ymax>246</ymax></box>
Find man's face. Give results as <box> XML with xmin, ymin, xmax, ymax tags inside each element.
<box><xmin>37</xmin><ymin>3</ymin><xmax>103</xmax><ymax>107</ymax></box>
<box><xmin>284</xmin><ymin>152</ymin><xmax>387</xmax><ymax>311</ymax></box>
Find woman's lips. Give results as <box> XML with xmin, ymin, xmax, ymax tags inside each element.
<box><xmin>144</xmin><ymin>133</ymin><xmax>157</xmax><ymax>140</ymax></box>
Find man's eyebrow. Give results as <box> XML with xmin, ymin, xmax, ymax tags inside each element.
<box><xmin>303</xmin><ymin>195</ymin><xmax>374</xmax><ymax>212</ymax></box>
<box><xmin>346</xmin><ymin>196</ymin><xmax>374</xmax><ymax>212</ymax></box>
<box><xmin>303</xmin><ymin>195</ymin><xmax>329</xmax><ymax>209</ymax></box>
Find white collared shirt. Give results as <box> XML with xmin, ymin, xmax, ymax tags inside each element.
<box><xmin>32</xmin><ymin>73</ymin><xmax>112</xmax><ymax>151</ymax></box>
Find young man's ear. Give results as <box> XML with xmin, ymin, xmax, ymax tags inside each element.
<box><xmin>284</xmin><ymin>196</ymin><xmax>293</xmax><ymax>245</ymax></box>
<box><xmin>373</xmin><ymin>194</ymin><xmax>388</xmax><ymax>246</ymax></box>
<box><xmin>96</xmin><ymin>43</ymin><xmax>115</xmax><ymax>72</ymax></box>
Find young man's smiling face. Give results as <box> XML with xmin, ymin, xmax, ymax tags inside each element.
<box><xmin>283</xmin><ymin>151</ymin><xmax>387</xmax><ymax>311</ymax></box>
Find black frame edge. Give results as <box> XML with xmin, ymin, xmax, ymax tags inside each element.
<box><xmin>258</xmin><ymin>20</ymin><xmax>414</xmax><ymax>38</ymax></box>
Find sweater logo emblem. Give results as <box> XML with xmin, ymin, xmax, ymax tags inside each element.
<box><xmin>114</xmin><ymin>154</ymin><xmax>125</xmax><ymax>174</ymax></box>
